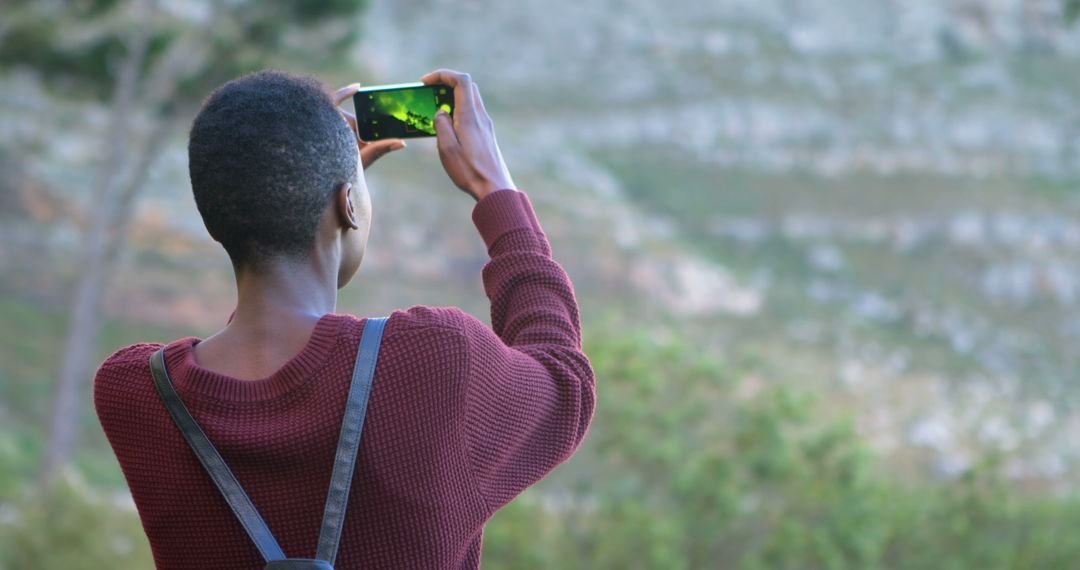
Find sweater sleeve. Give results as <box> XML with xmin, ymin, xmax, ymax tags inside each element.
<box><xmin>458</xmin><ymin>189</ymin><xmax>596</xmax><ymax>513</ymax></box>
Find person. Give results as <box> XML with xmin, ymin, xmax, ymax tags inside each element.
<box><xmin>92</xmin><ymin>68</ymin><xmax>596</xmax><ymax>569</ymax></box>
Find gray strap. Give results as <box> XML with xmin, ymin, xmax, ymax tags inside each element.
<box><xmin>148</xmin><ymin>316</ymin><xmax>388</xmax><ymax>565</ymax></box>
<box><xmin>316</xmin><ymin>316</ymin><xmax>387</xmax><ymax>565</ymax></box>
<box><xmin>150</xmin><ymin>348</ymin><xmax>287</xmax><ymax>562</ymax></box>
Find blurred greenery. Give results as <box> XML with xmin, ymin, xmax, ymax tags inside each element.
<box><xmin>4</xmin><ymin>0</ymin><xmax>1080</xmax><ymax>567</ymax></box>
<box><xmin>0</xmin><ymin>472</ymin><xmax>154</xmax><ymax>570</ymax></box>
<box><xmin>1067</xmin><ymin>0</ymin><xmax>1080</xmax><ymax>25</ymax></box>
<box><xmin>0</xmin><ymin>299</ymin><xmax>190</xmax><ymax>494</ymax></box>
<box><xmin>0</xmin><ymin>0</ymin><xmax>368</xmax><ymax>101</ymax></box>
<box><xmin>481</xmin><ymin>327</ymin><xmax>1080</xmax><ymax>569</ymax></box>
<box><xmin>5</xmin><ymin>321</ymin><xmax>1080</xmax><ymax>568</ymax></box>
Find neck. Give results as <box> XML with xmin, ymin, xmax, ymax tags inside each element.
<box><xmin>229</xmin><ymin>257</ymin><xmax>339</xmax><ymax>331</ymax></box>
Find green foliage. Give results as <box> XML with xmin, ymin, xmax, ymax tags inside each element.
<box><xmin>0</xmin><ymin>432</ymin><xmax>152</xmax><ymax>569</ymax></box>
<box><xmin>0</xmin><ymin>473</ymin><xmax>153</xmax><ymax>570</ymax></box>
<box><xmin>0</xmin><ymin>18</ymin><xmax>127</xmax><ymax>98</ymax></box>
<box><xmin>0</xmin><ymin>298</ymin><xmax>184</xmax><ymax>430</ymax></box>
<box><xmin>481</xmin><ymin>326</ymin><xmax>1080</xmax><ymax>569</ymax></box>
<box><xmin>4</xmin><ymin>315</ymin><xmax>1080</xmax><ymax>567</ymax></box>
<box><xmin>1067</xmin><ymin>0</ymin><xmax>1080</xmax><ymax>26</ymax></box>
<box><xmin>290</xmin><ymin>0</ymin><xmax>368</xmax><ymax>24</ymax></box>
<box><xmin>0</xmin><ymin>0</ymin><xmax>368</xmax><ymax>101</ymax></box>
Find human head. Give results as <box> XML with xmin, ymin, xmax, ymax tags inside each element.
<box><xmin>188</xmin><ymin>69</ymin><xmax>368</xmax><ymax>287</ymax></box>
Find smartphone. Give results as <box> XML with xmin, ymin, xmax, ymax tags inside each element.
<box><xmin>351</xmin><ymin>82</ymin><xmax>454</xmax><ymax>141</ymax></box>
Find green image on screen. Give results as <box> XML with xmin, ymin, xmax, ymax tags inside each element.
<box><xmin>355</xmin><ymin>84</ymin><xmax>454</xmax><ymax>140</ymax></box>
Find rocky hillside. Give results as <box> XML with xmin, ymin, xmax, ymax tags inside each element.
<box><xmin>354</xmin><ymin>0</ymin><xmax>1080</xmax><ymax>484</ymax></box>
<box><xmin>2</xmin><ymin>0</ymin><xmax>1080</xmax><ymax>487</ymax></box>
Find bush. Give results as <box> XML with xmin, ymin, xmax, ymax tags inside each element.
<box><xmin>0</xmin><ymin>469</ymin><xmax>153</xmax><ymax>570</ymax></box>
<box><xmin>5</xmin><ymin>326</ymin><xmax>1080</xmax><ymax>568</ymax></box>
<box><xmin>482</xmin><ymin>327</ymin><xmax>1080</xmax><ymax>569</ymax></box>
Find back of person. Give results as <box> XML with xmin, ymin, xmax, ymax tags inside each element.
<box><xmin>92</xmin><ymin>69</ymin><xmax>596</xmax><ymax>569</ymax></box>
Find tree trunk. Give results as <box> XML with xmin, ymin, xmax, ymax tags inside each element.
<box><xmin>37</xmin><ymin>26</ymin><xmax>150</xmax><ymax>493</ymax></box>
<box><xmin>37</xmin><ymin>0</ymin><xmax>211</xmax><ymax>493</ymax></box>
<box><xmin>104</xmin><ymin>117</ymin><xmax>178</xmax><ymax>266</ymax></box>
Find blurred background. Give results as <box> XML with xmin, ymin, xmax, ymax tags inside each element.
<box><xmin>3</xmin><ymin>0</ymin><xmax>1080</xmax><ymax>567</ymax></box>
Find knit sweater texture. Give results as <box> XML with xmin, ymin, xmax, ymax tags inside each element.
<box><xmin>93</xmin><ymin>188</ymin><xmax>596</xmax><ymax>569</ymax></box>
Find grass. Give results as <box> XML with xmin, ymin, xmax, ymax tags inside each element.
<box><xmin>0</xmin><ymin>296</ymin><xmax>190</xmax><ymax>488</ymax></box>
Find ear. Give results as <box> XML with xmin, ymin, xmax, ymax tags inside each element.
<box><xmin>336</xmin><ymin>182</ymin><xmax>361</xmax><ymax>230</ymax></box>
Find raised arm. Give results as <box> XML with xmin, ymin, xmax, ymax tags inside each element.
<box><xmin>422</xmin><ymin>68</ymin><xmax>596</xmax><ymax>513</ymax></box>
<box><xmin>459</xmin><ymin>189</ymin><xmax>595</xmax><ymax>513</ymax></box>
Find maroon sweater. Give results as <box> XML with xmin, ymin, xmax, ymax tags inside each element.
<box><xmin>93</xmin><ymin>189</ymin><xmax>596</xmax><ymax>569</ymax></box>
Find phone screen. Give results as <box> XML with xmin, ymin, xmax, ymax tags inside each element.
<box><xmin>352</xmin><ymin>83</ymin><xmax>454</xmax><ymax>141</ymax></box>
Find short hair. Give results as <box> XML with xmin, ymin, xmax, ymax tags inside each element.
<box><xmin>188</xmin><ymin>69</ymin><xmax>358</xmax><ymax>270</ymax></box>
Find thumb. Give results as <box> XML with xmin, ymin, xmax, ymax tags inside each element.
<box><xmin>433</xmin><ymin>109</ymin><xmax>460</xmax><ymax>156</ymax></box>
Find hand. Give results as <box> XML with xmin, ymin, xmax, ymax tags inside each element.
<box><xmin>420</xmin><ymin>69</ymin><xmax>516</xmax><ymax>201</ymax></box>
<box><xmin>332</xmin><ymin>83</ymin><xmax>407</xmax><ymax>169</ymax></box>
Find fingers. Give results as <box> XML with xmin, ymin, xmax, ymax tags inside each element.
<box><xmin>337</xmin><ymin>108</ymin><xmax>359</xmax><ymax>137</ymax></box>
<box><xmin>333</xmin><ymin>84</ymin><xmax>363</xmax><ymax>138</ymax></box>
<box><xmin>420</xmin><ymin>69</ymin><xmax>467</xmax><ymax>88</ymax></box>
<box><xmin>472</xmin><ymin>83</ymin><xmax>492</xmax><ymax>126</ymax></box>
<box><xmin>421</xmin><ymin>69</ymin><xmax>475</xmax><ymax>119</ymax></box>
<box><xmin>332</xmin><ymin>83</ymin><xmax>362</xmax><ymax>106</ymax></box>
<box><xmin>359</xmin><ymin>138</ymin><xmax>407</xmax><ymax>169</ymax></box>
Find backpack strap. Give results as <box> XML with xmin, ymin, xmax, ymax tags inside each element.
<box><xmin>315</xmin><ymin>316</ymin><xmax>386</xmax><ymax>566</ymax></box>
<box><xmin>148</xmin><ymin>316</ymin><xmax>389</xmax><ymax>566</ymax></box>
<box><xmin>149</xmin><ymin>348</ymin><xmax>287</xmax><ymax>562</ymax></box>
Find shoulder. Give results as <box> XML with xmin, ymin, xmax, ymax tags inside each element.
<box><xmin>95</xmin><ymin>342</ymin><xmax>165</xmax><ymax>376</ymax></box>
<box><xmin>94</xmin><ymin>341</ymin><xmax>164</xmax><ymax>380</ymax></box>
<box><xmin>340</xmin><ymin>305</ymin><xmax>477</xmax><ymax>338</ymax></box>
<box><xmin>339</xmin><ymin>305</ymin><xmax>490</xmax><ymax>363</ymax></box>
<box><xmin>384</xmin><ymin>306</ymin><xmax>505</xmax><ymax>370</ymax></box>
<box><xmin>91</xmin><ymin>342</ymin><xmax>167</xmax><ymax>415</ymax></box>
<box><xmin>389</xmin><ymin>304</ymin><xmax>473</xmax><ymax>332</ymax></box>
<box><xmin>102</xmin><ymin>342</ymin><xmax>164</xmax><ymax>363</ymax></box>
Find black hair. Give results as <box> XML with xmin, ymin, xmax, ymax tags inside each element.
<box><xmin>188</xmin><ymin>69</ymin><xmax>358</xmax><ymax>271</ymax></box>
